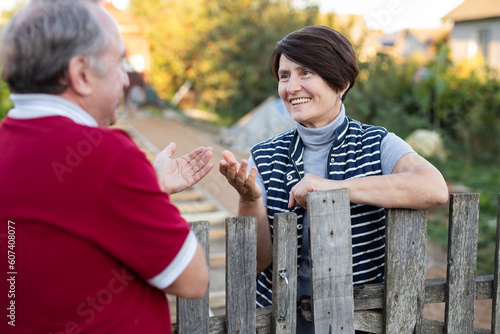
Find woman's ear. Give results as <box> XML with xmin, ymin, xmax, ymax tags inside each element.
<box><xmin>340</xmin><ymin>85</ymin><xmax>350</xmax><ymax>101</ymax></box>
<box><xmin>342</xmin><ymin>85</ymin><xmax>349</xmax><ymax>96</ymax></box>
<box><xmin>66</xmin><ymin>56</ymin><xmax>93</xmax><ymax>96</ymax></box>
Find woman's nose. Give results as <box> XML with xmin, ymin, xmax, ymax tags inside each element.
<box><xmin>286</xmin><ymin>76</ymin><xmax>302</xmax><ymax>94</ymax></box>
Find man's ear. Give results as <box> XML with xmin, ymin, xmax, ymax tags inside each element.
<box><xmin>66</xmin><ymin>56</ymin><xmax>93</xmax><ymax>96</ymax></box>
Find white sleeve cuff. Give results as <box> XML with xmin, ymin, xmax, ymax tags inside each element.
<box><xmin>147</xmin><ymin>230</ymin><xmax>198</xmax><ymax>289</ymax></box>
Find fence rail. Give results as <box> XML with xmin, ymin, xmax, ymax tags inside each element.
<box><xmin>172</xmin><ymin>191</ymin><xmax>500</xmax><ymax>333</ymax></box>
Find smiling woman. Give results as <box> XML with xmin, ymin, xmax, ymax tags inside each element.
<box><xmin>270</xmin><ymin>26</ymin><xmax>357</xmax><ymax>129</ymax></box>
<box><xmin>219</xmin><ymin>25</ymin><xmax>448</xmax><ymax>334</ymax></box>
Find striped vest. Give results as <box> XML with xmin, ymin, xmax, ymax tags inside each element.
<box><xmin>251</xmin><ymin>116</ymin><xmax>388</xmax><ymax>308</ymax></box>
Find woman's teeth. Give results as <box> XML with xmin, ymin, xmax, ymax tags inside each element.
<box><xmin>291</xmin><ymin>98</ymin><xmax>311</xmax><ymax>105</ymax></box>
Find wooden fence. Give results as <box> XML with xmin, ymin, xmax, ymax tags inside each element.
<box><xmin>173</xmin><ymin>190</ymin><xmax>500</xmax><ymax>333</ymax></box>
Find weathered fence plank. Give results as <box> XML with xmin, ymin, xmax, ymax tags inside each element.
<box><xmin>422</xmin><ymin>319</ymin><xmax>491</xmax><ymax>334</ymax></box>
<box><xmin>271</xmin><ymin>213</ymin><xmax>298</xmax><ymax>334</ymax></box>
<box><xmin>445</xmin><ymin>193</ymin><xmax>480</xmax><ymax>334</ymax></box>
<box><xmin>177</xmin><ymin>220</ymin><xmax>210</xmax><ymax>334</ymax></box>
<box><xmin>204</xmin><ymin>306</ymin><xmax>273</xmax><ymax>333</ymax></box>
<box><xmin>225</xmin><ymin>216</ymin><xmax>257</xmax><ymax>333</ymax></box>
<box><xmin>493</xmin><ymin>193</ymin><xmax>500</xmax><ymax>334</ymax></box>
<box><xmin>353</xmin><ymin>275</ymin><xmax>495</xmax><ymax>313</ymax></box>
<box><xmin>308</xmin><ymin>189</ymin><xmax>355</xmax><ymax>333</ymax></box>
<box><xmin>384</xmin><ymin>208</ymin><xmax>427</xmax><ymax>333</ymax></box>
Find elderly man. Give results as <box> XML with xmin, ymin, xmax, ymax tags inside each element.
<box><xmin>0</xmin><ymin>1</ymin><xmax>211</xmax><ymax>333</ymax></box>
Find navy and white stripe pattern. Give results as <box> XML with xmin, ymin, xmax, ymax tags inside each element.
<box><xmin>252</xmin><ymin>116</ymin><xmax>388</xmax><ymax>308</ymax></box>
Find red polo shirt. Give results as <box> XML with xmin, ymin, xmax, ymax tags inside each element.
<box><xmin>0</xmin><ymin>115</ymin><xmax>195</xmax><ymax>333</ymax></box>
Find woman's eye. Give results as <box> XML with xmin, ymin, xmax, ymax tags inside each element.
<box><xmin>279</xmin><ymin>74</ymin><xmax>289</xmax><ymax>81</ymax></box>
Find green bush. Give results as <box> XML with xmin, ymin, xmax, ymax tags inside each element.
<box><xmin>0</xmin><ymin>79</ymin><xmax>12</xmax><ymax>119</ymax></box>
<box><xmin>349</xmin><ymin>43</ymin><xmax>500</xmax><ymax>164</ymax></box>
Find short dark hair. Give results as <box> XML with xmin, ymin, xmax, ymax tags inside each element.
<box><xmin>269</xmin><ymin>25</ymin><xmax>359</xmax><ymax>101</ymax></box>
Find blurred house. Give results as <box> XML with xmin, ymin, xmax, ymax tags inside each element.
<box><xmin>442</xmin><ymin>0</ymin><xmax>500</xmax><ymax>70</ymax></box>
<box><xmin>377</xmin><ymin>28</ymin><xmax>451</xmax><ymax>60</ymax></box>
<box><xmin>100</xmin><ymin>1</ymin><xmax>160</xmax><ymax>107</ymax></box>
<box><xmin>330</xmin><ymin>12</ymin><xmax>450</xmax><ymax>61</ymax></box>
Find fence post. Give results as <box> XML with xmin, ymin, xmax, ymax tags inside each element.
<box><xmin>445</xmin><ymin>193</ymin><xmax>480</xmax><ymax>334</ymax></box>
<box><xmin>384</xmin><ymin>208</ymin><xmax>427</xmax><ymax>333</ymax></box>
<box><xmin>308</xmin><ymin>189</ymin><xmax>354</xmax><ymax>333</ymax></box>
<box><xmin>225</xmin><ymin>216</ymin><xmax>257</xmax><ymax>333</ymax></box>
<box><xmin>492</xmin><ymin>193</ymin><xmax>500</xmax><ymax>334</ymax></box>
<box><xmin>272</xmin><ymin>212</ymin><xmax>298</xmax><ymax>334</ymax></box>
<box><xmin>177</xmin><ymin>221</ymin><xmax>210</xmax><ymax>334</ymax></box>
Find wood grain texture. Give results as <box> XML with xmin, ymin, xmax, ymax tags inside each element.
<box><xmin>271</xmin><ymin>213</ymin><xmax>298</xmax><ymax>334</ymax></box>
<box><xmin>225</xmin><ymin>216</ymin><xmax>257</xmax><ymax>333</ymax></box>
<box><xmin>493</xmin><ymin>193</ymin><xmax>500</xmax><ymax>334</ymax></box>
<box><xmin>384</xmin><ymin>208</ymin><xmax>427</xmax><ymax>333</ymax></box>
<box><xmin>177</xmin><ymin>221</ymin><xmax>210</xmax><ymax>334</ymax></box>
<box><xmin>445</xmin><ymin>193</ymin><xmax>480</xmax><ymax>334</ymax></box>
<box><xmin>308</xmin><ymin>189</ymin><xmax>355</xmax><ymax>333</ymax></box>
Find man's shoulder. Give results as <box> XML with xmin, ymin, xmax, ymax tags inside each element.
<box><xmin>53</xmin><ymin>119</ymin><xmax>136</xmax><ymax>150</ymax></box>
<box><xmin>43</xmin><ymin>118</ymin><xmax>142</xmax><ymax>163</ymax></box>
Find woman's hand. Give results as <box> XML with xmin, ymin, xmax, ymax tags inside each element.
<box><xmin>220</xmin><ymin>150</ymin><xmax>272</xmax><ymax>272</ymax></box>
<box><xmin>154</xmin><ymin>142</ymin><xmax>213</xmax><ymax>194</ymax></box>
<box><xmin>219</xmin><ymin>150</ymin><xmax>262</xmax><ymax>202</ymax></box>
<box><xmin>288</xmin><ymin>174</ymin><xmax>329</xmax><ymax>209</ymax></box>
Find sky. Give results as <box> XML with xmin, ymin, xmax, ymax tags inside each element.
<box><xmin>316</xmin><ymin>0</ymin><xmax>466</xmax><ymax>33</ymax></box>
<box><xmin>1</xmin><ymin>0</ymin><xmax>466</xmax><ymax>34</ymax></box>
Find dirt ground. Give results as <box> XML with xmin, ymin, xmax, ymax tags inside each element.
<box><xmin>121</xmin><ymin>109</ymin><xmax>492</xmax><ymax>330</ymax></box>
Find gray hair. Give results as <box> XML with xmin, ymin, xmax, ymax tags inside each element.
<box><xmin>0</xmin><ymin>0</ymin><xmax>109</xmax><ymax>94</ymax></box>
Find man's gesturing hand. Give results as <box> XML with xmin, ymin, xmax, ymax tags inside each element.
<box><xmin>154</xmin><ymin>142</ymin><xmax>213</xmax><ymax>194</ymax></box>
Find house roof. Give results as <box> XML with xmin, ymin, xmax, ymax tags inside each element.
<box><xmin>443</xmin><ymin>0</ymin><xmax>500</xmax><ymax>22</ymax></box>
<box><xmin>379</xmin><ymin>28</ymin><xmax>449</xmax><ymax>48</ymax></box>
<box><xmin>406</xmin><ymin>28</ymin><xmax>450</xmax><ymax>44</ymax></box>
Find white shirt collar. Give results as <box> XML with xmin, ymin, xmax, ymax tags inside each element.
<box><xmin>7</xmin><ymin>93</ymin><xmax>98</xmax><ymax>127</ymax></box>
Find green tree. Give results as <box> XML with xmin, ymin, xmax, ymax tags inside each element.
<box><xmin>194</xmin><ymin>0</ymin><xmax>318</xmax><ymax>122</ymax></box>
<box><xmin>348</xmin><ymin>53</ymin><xmax>427</xmax><ymax>139</ymax></box>
<box><xmin>130</xmin><ymin>0</ymin><xmax>318</xmax><ymax>123</ymax></box>
<box><xmin>129</xmin><ymin>0</ymin><xmax>207</xmax><ymax>100</ymax></box>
